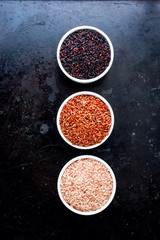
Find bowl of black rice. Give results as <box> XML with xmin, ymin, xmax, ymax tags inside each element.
<box><xmin>57</xmin><ymin>26</ymin><xmax>114</xmax><ymax>84</ymax></box>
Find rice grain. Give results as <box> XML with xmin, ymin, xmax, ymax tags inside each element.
<box><xmin>60</xmin><ymin>158</ymin><xmax>113</xmax><ymax>212</ymax></box>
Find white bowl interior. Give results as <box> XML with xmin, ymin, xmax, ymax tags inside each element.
<box><xmin>56</xmin><ymin>91</ymin><xmax>115</xmax><ymax>150</ymax></box>
<box><xmin>57</xmin><ymin>25</ymin><xmax>114</xmax><ymax>84</ymax></box>
<box><xmin>57</xmin><ymin>155</ymin><xmax>116</xmax><ymax>216</ymax></box>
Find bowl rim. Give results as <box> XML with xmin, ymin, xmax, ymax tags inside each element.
<box><xmin>56</xmin><ymin>91</ymin><xmax>115</xmax><ymax>150</ymax></box>
<box><xmin>57</xmin><ymin>155</ymin><xmax>116</xmax><ymax>216</ymax></box>
<box><xmin>57</xmin><ymin>25</ymin><xmax>114</xmax><ymax>84</ymax></box>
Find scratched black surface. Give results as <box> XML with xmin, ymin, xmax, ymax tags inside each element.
<box><xmin>0</xmin><ymin>1</ymin><xmax>160</xmax><ymax>240</ymax></box>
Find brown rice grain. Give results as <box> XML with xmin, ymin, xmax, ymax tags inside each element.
<box><xmin>60</xmin><ymin>158</ymin><xmax>113</xmax><ymax>212</ymax></box>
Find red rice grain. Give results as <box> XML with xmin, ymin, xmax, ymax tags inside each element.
<box><xmin>59</xmin><ymin>95</ymin><xmax>112</xmax><ymax>147</ymax></box>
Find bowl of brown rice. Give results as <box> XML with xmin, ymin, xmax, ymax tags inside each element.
<box><xmin>57</xmin><ymin>155</ymin><xmax>116</xmax><ymax>215</ymax></box>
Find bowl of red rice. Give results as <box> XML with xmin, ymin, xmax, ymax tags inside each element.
<box><xmin>56</xmin><ymin>91</ymin><xmax>114</xmax><ymax>149</ymax></box>
<box><xmin>57</xmin><ymin>155</ymin><xmax>116</xmax><ymax>215</ymax></box>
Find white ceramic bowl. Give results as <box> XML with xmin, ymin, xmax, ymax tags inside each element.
<box><xmin>57</xmin><ymin>155</ymin><xmax>116</xmax><ymax>216</ymax></box>
<box><xmin>56</xmin><ymin>91</ymin><xmax>114</xmax><ymax>150</ymax></box>
<box><xmin>57</xmin><ymin>26</ymin><xmax>114</xmax><ymax>84</ymax></box>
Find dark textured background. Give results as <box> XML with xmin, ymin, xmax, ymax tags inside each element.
<box><xmin>0</xmin><ymin>1</ymin><xmax>160</xmax><ymax>240</ymax></box>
